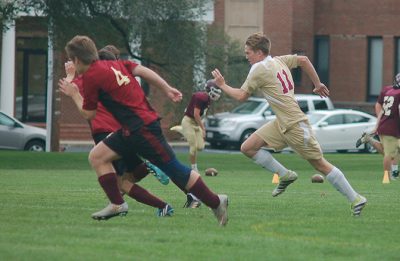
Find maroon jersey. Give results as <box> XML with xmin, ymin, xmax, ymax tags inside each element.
<box><xmin>73</xmin><ymin>76</ymin><xmax>121</xmax><ymax>134</ymax></box>
<box><xmin>376</xmin><ymin>85</ymin><xmax>400</xmax><ymax>137</ymax></box>
<box><xmin>184</xmin><ymin>92</ymin><xmax>210</xmax><ymax>119</ymax></box>
<box><xmin>82</xmin><ymin>60</ymin><xmax>159</xmax><ymax>131</ymax></box>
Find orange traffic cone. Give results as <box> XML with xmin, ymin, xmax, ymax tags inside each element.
<box><xmin>272</xmin><ymin>173</ymin><xmax>279</xmax><ymax>184</ymax></box>
<box><xmin>382</xmin><ymin>170</ymin><xmax>390</xmax><ymax>184</ymax></box>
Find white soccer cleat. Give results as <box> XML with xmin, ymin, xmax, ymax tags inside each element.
<box><xmin>91</xmin><ymin>202</ymin><xmax>128</xmax><ymax>220</ymax></box>
<box><xmin>272</xmin><ymin>170</ymin><xmax>298</xmax><ymax>197</ymax></box>
<box><xmin>183</xmin><ymin>193</ymin><xmax>202</xmax><ymax>208</ymax></box>
<box><xmin>170</xmin><ymin>125</ymin><xmax>184</xmax><ymax>135</ymax></box>
<box><xmin>355</xmin><ymin>132</ymin><xmax>372</xmax><ymax>148</ymax></box>
<box><xmin>351</xmin><ymin>195</ymin><xmax>367</xmax><ymax>217</ymax></box>
<box><xmin>212</xmin><ymin>194</ymin><xmax>229</xmax><ymax>226</ymax></box>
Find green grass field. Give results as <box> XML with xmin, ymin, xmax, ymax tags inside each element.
<box><xmin>0</xmin><ymin>150</ymin><xmax>399</xmax><ymax>260</ymax></box>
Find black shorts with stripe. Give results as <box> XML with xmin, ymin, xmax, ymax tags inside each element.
<box><xmin>102</xmin><ymin>120</ymin><xmax>175</xmax><ymax>167</ymax></box>
<box><xmin>92</xmin><ymin>132</ymin><xmax>143</xmax><ymax>176</ymax></box>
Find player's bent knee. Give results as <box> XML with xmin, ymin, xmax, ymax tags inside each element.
<box><xmin>88</xmin><ymin>148</ymin><xmax>106</xmax><ymax>169</ymax></box>
<box><xmin>88</xmin><ymin>150</ymin><xmax>99</xmax><ymax>168</ymax></box>
<box><xmin>240</xmin><ymin>144</ymin><xmax>252</xmax><ymax>157</ymax></box>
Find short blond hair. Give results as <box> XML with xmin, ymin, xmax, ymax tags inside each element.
<box><xmin>245</xmin><ymin>32</ymin><xmax>271</xmax><ymax>55</ymax></box>
<box><xmin>65</xmin><ymin>35</ymin><xmax>99</xmax><ymax>65</ymax></box>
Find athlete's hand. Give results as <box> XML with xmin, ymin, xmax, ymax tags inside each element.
<box><xmin>58</xmin><ymin>78</ymin><xmax>79</xmax><ymax>98</ymax></box>
<box><xmin>211</xmin><ymin>68</ymin><xmax>226</xmax><ymax>88</ymax></box>
<box><xmin>167</xmin><ymin>87</ymin><xmax>183</xmax><ymax>103</ymax></box>
<box><xmin>313</xmin><ymin>83</ymin><xmax>330</xmax><ymax>98</ymax></box>
<box><xmin>64</xmin><ymin>61</ymin><xmax>76</xmax><ymax>82</ymax></box>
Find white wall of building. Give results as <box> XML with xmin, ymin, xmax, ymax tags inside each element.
<box><xmin>0</xmin><ymin>21</ymin><xmax>16</xmax><ymax>116</ymax></box>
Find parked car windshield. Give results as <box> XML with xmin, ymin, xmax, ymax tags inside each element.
<box><xmin>231</xmin><ymin>100</ymin><xmax>264</xmax><ymax>114</ymax></box>
<box><xmin>0</xmin><ymin>112</ymin><xmax>17</xmax><ymax>127</ymax></box>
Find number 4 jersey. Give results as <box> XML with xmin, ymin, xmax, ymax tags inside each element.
<box><xmin>82</xmin><ymin>60</ymin><xmax>159</xmax><ymax>132</ymax></box>
<box><xmin>377</xmin><ymin>86</ymin><xmax>400</xmax><ymax>138</ymax></box>
<box><xmin>240</xmin><ymin>54</ymin><xmax>307</xmax><ymax>132</ymax></box>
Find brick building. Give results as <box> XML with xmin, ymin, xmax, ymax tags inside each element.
<box><xmin>216</xmin><ymin>0</ymin><xmax>400</xmax><ymax>108</ymax></box>
<box><xmin>1</xmin><ymin>0</ymin><xmax>399</xmax><ymax>146</ymax></box>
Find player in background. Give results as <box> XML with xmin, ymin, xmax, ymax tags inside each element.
<box><xmin>61</xmin><ymin>48</ymin><xmax>172</xmax><ymax>218</ymax></box>
<box><xmin>59</xmin><ymin>35</ymin><xmax>228</xmax><ymax>226</ymax></box>
<box><xmin>212</xmin><ymin>32</ymin><xmax>366</xmax><ymax>216</ymax></box>
<box><xmin>356</xmin><ymin>73</ymin><xmax>400</xmax><ymax>180</ymax></box>
<box><xmin>180</xmin><ymin>80</ymin><xmax>221</xmax><ymax>208</ymax></box>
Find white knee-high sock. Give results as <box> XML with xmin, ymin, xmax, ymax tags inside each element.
<box><xmin>326</xmin><ymin>167</ymin><xmax>358</xmax><ymax>202</ymax></box>
<box><xmin>252</xmin><ymin>149</ymin><xmax>288</xmax><ymax>176</ymax></box>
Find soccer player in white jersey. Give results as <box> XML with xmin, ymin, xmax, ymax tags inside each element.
<box><xmin>212</xmin><ymin>32</ymin><xmax>366</xmax><ymax>216</ymax></box>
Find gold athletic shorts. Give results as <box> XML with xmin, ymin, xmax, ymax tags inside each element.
<box><xmin>255</xmin><ymin>119</ymin><xmax>323</xmax><ymax>160</ymax></box>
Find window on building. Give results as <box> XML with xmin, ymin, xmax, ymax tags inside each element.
<box><xmin>396</xmin><ymin>37</ymin><xmax>400</xmax><ymax>75</ymax></box>
<box><xmin>292</xmin><ymin>50</ymin><xmax>304</xmax><ymax>86</ymax></box>
<box><xmin>314</xmin><ymin>36</ymin><xmax>329</xmax><ymax>86</ymax></box>
<box><xmin>367</xmin><ymin>37</ymin><xmax>383</xmax><ymax>100</ymax></box>
<box><xmin>15</xmin><ymin>37</ymin><xmax>47</xmax><ymax>123</ymax></box>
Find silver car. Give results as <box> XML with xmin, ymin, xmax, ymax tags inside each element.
<box><xmin>307</xmin><ymin>109</ymin><xmax>377</xmax><ymax>153</ymax></box>
<box><xmin>205</xmin><ymin>95</ymin><xmax>334</xmax><ymax>149</ymax></box>
<box><xmin>0</xmin><ymin>111</ymin><xmax>46</xmax><ymax>151</ymax></box>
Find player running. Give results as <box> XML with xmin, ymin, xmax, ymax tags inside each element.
<box><xmin>212</xmin><ymin>32</ymin><xmax>366</xmax><ymax>216</ymax></box>
<box><xmin>59</xmin><ymin>35</ymin><xmax>228</xmax><ymax>225</ymax></box>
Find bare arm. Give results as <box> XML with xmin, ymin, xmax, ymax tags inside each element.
<box><xmin>297</xmin><ymin>56</ymin><xmax>330</xmax><ymax>98</ymax></box>
<box><xmin>59</xmin><ymin>61</ymin><xmax>95</xmax><ymax>120</ymax></box>
<box><xmin>375</xmin><ymin>102</ymin><xmax>382</xmax><ymax>116</ymax></box>
<box><xmin>64</xmin><ymin>61</ymin><xmax>76</xmax><ymax>82</ymax></box>
<box><xmin>132</xmin><ymin>65</ymin><xmax>182</xmax><ymax>103</ymax></box>
<box><xmin>371</xmin><ymin>102</ymin><xmax>383</xmax><ymax>133</ymax></box>
<box><xmin>58</xmin><ymin>78</ymin><xmax>96</xmax><ymax>120</ymax></box>
<box><xmin>211</xmin><ymin>68</ymin><xmax>250</xmax><ymax>102</ymax></box>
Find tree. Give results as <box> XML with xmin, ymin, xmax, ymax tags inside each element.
<box><xmin>205</xmin><ymin>25</ymin><xmax>249</xmax><ymax>115</ymax></box>
<box><xmin>1</xmin><ymin>0</ymin><xmax>248</xmax><ymax>141</ymax></box>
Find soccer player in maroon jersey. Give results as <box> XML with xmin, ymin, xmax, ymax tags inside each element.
<box><xmin>182</xmin><ymin>80</ymin><xmax>221</xmax><ymax>172</ymax></box>
<box><xmin>59</xmin><ymin>35</ymin><xmax>228</xmax><ymax>225</ymax></box>
<box><xmin>180</xmin><ymin>80</ymin><xmax>221</xmax><ymax>208</ymax></box>
<box><xmin>356</xmin><ymin>73</ymin><xmax>400</xmax><ymax>179</ymax></box>
<box><xmin>61</xmin><ymin>50</ymin><xmax>173</xmax><ymax>218</ymax></box>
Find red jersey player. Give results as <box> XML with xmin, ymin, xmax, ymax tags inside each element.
<box><xmin>59</xmin><ymin>35</ymin><xmax>228</xmax><ymax>225</ymax></box>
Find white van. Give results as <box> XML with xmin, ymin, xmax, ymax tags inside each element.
<box><xmin>205</xmin><ymin>95</ymin><xmax>334</xmax><ymax>149</ymax></box>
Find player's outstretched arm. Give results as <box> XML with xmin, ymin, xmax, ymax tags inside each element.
<box><xmin>132</xmin><ymin>65</ymin><xmax>182</xmax><ymax>103</ymax></box>
<box><xmin>211</xmin><ymin>68</ymin><xmax>249</xmax><ymax>102</ymax></box>
<box><xmin>297</xmin><ymin>56</ymin><xmax>329</xmax><ymax>98</ymax></box>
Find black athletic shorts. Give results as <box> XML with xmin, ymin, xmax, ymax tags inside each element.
<box><xmin>102</xmin><ymin>120</ymin><xmax>175</xmax><ymax>166</ymax></box>
<box><xmin>93</xmin><ymin>132</ymin><xmax>143</xmax><ymax>176</ymax></box>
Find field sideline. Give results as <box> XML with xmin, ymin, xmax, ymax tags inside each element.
<box><xmin>0</xmin><ymin>151</ymin><xmax>399</xmax><ymax>260</ymax></box>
